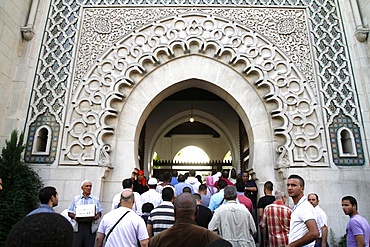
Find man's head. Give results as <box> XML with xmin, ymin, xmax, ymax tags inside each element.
<box><xmin>120</xmin><ymin>190</ymin><xmax>135</xmax><ymax>209</ymax></box>
<box><xmin>193</xmin><ymin>193</ymin><xmax>202</xmax><ymax>205</ymax></box>
<box><xmin>221</xmin><ymin>170</ymin><xmax>229</xmax><ymax>179</ymax></box>
<box><xmin>230</xmin><ymin>168</ymin><xmax>237</xmax><ymax>179</ymax></box>
<box><xmin>287</xmin><ymin>174</ymin><xmax>305</xmax><ymax>200</ymax></box>
<box><xmin>142</xmin><ymin>202</ymin><xmax>154</xmax><ymax>213</ymax></box>
<box><xmin>39</xmin><ymin>186</ymin><xmax>58</xmax><ymax>207</ymax></box>
<box><xmin>308</xmin><ymin>193</ymin><xmax>319</xmax><ymax>207</ymax></box>
<box><xmin>81</xmin><ymin>180</ymin><xmax>92</xmax><ymax>196</ymax></box>
<box><xmin>183</xmin><ymin>186</ymin><xmax>192</xmax><ymax>193</ymax></box>
<box><xmin>6</xmin><ymin>213</ymin><xmax>73</xmax><ymax>247</ymax></box>
<box><xmin>162</xmin><ymin>171</ymin><xmax>172</xmax><ymax>183</ymax></box>
<box><xmin>189</xmin><ymin>170</ymin><xmax>196</xmax><ymax>177</ymax></box>
<box><xmin>242</xmin><ymin>171</ymin><xmax>250</xmax><ymax>182</ymax></box>
<box><xmin>122</xmin><ymin>178</ymin><xmax>133</xmax><ymax>189</ymax></box>
<box><xmin>274</xmin><ymin>190</ymin><xmax>287</xmax><ymax>204</ymax></box>
<box><xmin>224</xmin><ymin>186</ymin><xmax>237</xmax><ymax>201</ymax></box>
<box><xmin>342</xmin><ymin>195</ymin><xmax>358</xmax><ymax>217</ymax></box>
<box><xmin>174</xmin><ymin>192</ymin><xmax>197</xmax><ymax>220</ymax></box>
<box><xmin>147</xmin><ymin>177</ymin><xmax>158</xmax><ymax>189</ymax></box>
<box><xmin>217</xmin><ymin>179</ymin><xmax>227</xmax><ymax>190</ymax></box>
<box><xmin>162</xmin><ymin>187</ymin><xmax>174</xmax><ymax>202</ymax></box>
<box><xmin>198</xmin><ymin>184</ymin><xmax>207</xmax><ymax>195</ymax></box>
<box><xmin>178</xmin><ymin>174</ymin><xmax>185</xmax><ymax>183</ymax></box>
<box><xmin>172</xmin><ymin>170</ymin><xmax>178</xmax><ymax>178</ymax></box>
<box><xmin>264</xmin><ymin>181</ymin><xmax>273</xmax><ymax>194</ymax></box>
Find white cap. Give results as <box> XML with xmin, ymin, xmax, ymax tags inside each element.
<box><xmin>148</xmin><ymin>178</ymin><xmax>158</xmax><ymax>185</ymax></box>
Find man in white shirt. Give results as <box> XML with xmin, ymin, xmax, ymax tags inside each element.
<box><xmin>287</xmin><ymin>174</ymin><xmax>319</xmax><ymax>247</ymax></box>
<box><xmin>185</xmin><ymin>170</ymin><xmax>201</xmax><ymax>193</ymax></box>
<box><xmin>308</xmin><ymin>193</ymin><xmax>329</xmax><ymax>247</ymax></box>
<box><xmin>111</xmin><ymin>178</ymin><xmax>142</xmax><ymax>215</ymax></box>
<box><xmin>95</xmin><ymin>190</ymin><xmax>149</xmax><ymax>247</ymax></box>
<box><xmin>141</xmin><ymin>178</ymin><xmax>162</xmax><ymax>208</ymax></box>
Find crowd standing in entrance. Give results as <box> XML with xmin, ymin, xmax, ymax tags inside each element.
<box><xmin>4</xmin><ymin>169</ymin><xmax>370</xmax><ymax>247</ymax></box>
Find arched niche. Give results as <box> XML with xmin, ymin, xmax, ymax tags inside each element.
<box><xmin>32</xmin><ymin>125</ymin><xmax>52</xmax><ymax>155</ymax></box>
<box><xmin>337</xmin><ymin>127</ymin><xmax>357</xmax><ymax>157</ymax></box>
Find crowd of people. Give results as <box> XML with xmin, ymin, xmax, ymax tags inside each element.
<box><xmin>3</xmin><ymin>170</ymin><xmax>370</xmax><ymax>247</ymax></box>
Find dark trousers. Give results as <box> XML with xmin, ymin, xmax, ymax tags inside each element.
<box><xmin>73</xmin><ymin>222</ymin><xmax>96</xmax><ymax>247</ymax></box>
<box><xmin>314</xmin><ymin>238</ymin><xmax>329</xmax><ymax>247</ymax></box>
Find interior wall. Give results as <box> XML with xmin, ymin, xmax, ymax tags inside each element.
<box><xmin>145</xmin><ymin>99</ymin><xmax>239</xmax><ymax>169</ymax></box>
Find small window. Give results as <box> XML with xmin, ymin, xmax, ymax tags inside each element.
<box><xmin>32</xmin><ymin>126</ymin><xmax>52</xmax><ymax>155</ymax></box>
<box><xmin>338</xmin><ymin>128</ymin><xmax>357</xmax><ymax>157</ymax></box>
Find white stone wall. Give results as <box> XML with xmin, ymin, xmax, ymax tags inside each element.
<box><xmin>0</xmin><ymin>0</ymin><xmax>48</xmax><ymax>148</ymax></box>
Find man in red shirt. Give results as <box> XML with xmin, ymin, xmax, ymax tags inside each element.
<box><xmin>214</xmin><ymin>170</ymin><xmax>234</xmax><ymax>187</ymax></box>
<box><xmin>260</xmin><ymin>190</ymin><xmax>292</xmax><ymax>247</ymax></box>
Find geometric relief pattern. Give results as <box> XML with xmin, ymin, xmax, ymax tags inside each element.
<box><xmin>62</xmin><ymin>11</ymin><xmax>328</xmax><ymax>167</ymax></box>
<box><xmin>24</xmin><ymin>0</ymin><xmax>364</xmax><ymax>167</ymax></box>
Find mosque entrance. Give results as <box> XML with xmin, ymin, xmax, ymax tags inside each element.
<box><xmin>138</xmin><ymin>87</ymin><xmax>251</xmax><ymax>179</ymax></box>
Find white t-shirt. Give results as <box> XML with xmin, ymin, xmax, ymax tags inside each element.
<box><xmin>289</xmin><ymin>196</ymin><xmax>317</xmax><ymax>247</ymax></box>
<box><xmin>141</xmin><ymin>189</ymin><xmax>163</xmax><ymax>208</ymax></box>
<box><xmin>111</xmin><ymin>191</ymin><xmax>142</xmax><ymax>215</ymax></box>
<box><xmin>97</xmin><ymin>207</ymin><xmax>148</xmax><ymax>247</ymax></box>
<box><xmin>315</xmin><ymin>205</ymin><xmax>328</xmax><ymax>238</ymax></box>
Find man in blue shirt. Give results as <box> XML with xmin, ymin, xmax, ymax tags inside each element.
<box><xmin>208</xmin><ymin>180</ymin><xmax>228</xmax><ymax>212</ymax></box>
<box><xmin>68</xmin><ymin>180</ymin><xmax>103</xmax><ymax>247</ymax></box>
<box><xmin>27</xmin><ymin>186</ymin><xmax>58</xmax><ymax>216</ymax></box>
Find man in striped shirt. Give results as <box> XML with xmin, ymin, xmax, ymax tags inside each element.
<box><xmin>147</xmin><ymin>187</ymin><xmax>175</xmax><ymax>236</ymax></box>
<box><xmin>260</xmin><ymin>190</ymin><xmax>292</xmax><ymax>247</ymax></box>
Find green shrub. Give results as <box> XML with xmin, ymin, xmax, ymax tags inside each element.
<box><xmin>0</xmin><ymin>130</ymin><xmax>43</xmax><ymax>246</ymax></box>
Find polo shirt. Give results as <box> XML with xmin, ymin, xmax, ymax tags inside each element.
<box><xmin>315</xmin><ymin>205</ymin><xmax>328</xmax><ymax>238</ymax></box>
<box><xmin>346</xmin><ymin>214</ymin><xmax>370</xmax><ymax>247</ymax></box>
<box><xmin>289</xmin><ymin>195</ymin><xmax>316</xmax><ymax>247</ymax></box>
<box><xmin>147</xmin><ymin>201</ymin><xmax>175</xmax><ymax>235</ymax></box>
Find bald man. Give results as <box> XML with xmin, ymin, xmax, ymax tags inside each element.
<box><xmin>149</xmin><ymin>192</ymin><xmax>226</xmax><ymax>247</ymax></box>
<box><xmin>95</xmin><ymin>190</ymin><xmax>149</xmax><ymax>247</ymax></box>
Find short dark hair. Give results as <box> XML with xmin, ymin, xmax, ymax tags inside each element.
<box><xmin>39</xmin><ymin>187</ymin><xmax>57</xmax><ymax>204</ymax></box>
<box><xmin>308</xmin><ymin>193</ymin><xmax>319</xmax><ymax>200</ymax></box>
<box><xmin>142</xmin><ymin>202</ymin><xmax>154</xmax><ymax>213</ymax></box>
<box><xmin>162</xmin><ymin>187</ymin><xmax>174</xmax><ymax>201</ymax></box>
<box><xmin>193</xmin><ymin>193</ymin><xmax>201</xmax><ymax>202</ymax></box>
<box><xmin>221</xmin><ymin>170</ymin><xmax>229</xmax><ymax>178</ymax></box>
<box><xmin>178</xmin><ymin>174</ymin><xmax>185</xmax><ymax>182</ymax></box>
<box><xmin>6</xmin><ymin>213</ymin><xmax>73</xmax><ymax>247</ymax></box>
<box><xmin>162</xmin><ymin>171</ymin><xmax>172</xmax><ymax>182</ymax></box>
<box><xmin>264</xmin><ymin>181</ymin><xmax>273</xmax><ymax>191</ymax></box>
<box><xmin>288</xmin><ymin>174</ymin><xmax>305</xmax><ymax>187</ymax></box>
<box><xmin>122</xmin><ymin>178</ymin><xmax>133</xmax><ymax>189</ymax></box>
<box><xmin>342</xmin><ymin>195</ymin><xmax>358</xmax><ymax>209</ymax></box>
<box><xmin>189</xmin><ymin>170</ymin><xmax>196</xmax><ymax>177</ymax></box>
<box><xmin>217</xmin><ymin>179</ymin><xmax>227</xmax><ymax>190</ymax></box>
<box><xmin>199</xmin><ymin>184</ymin><xmax>207</xmax><ymax>192</ymax></box>
<box><xmin>183</xmin><ymin>187</ymin><xmax>192</xmax><ymax>193</ymax></box>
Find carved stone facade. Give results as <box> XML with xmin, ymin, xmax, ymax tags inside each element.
<box><xmin>1</xmin><ymin>0</ymin><xmax>370</xmax><ymax>241</ymax></box>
